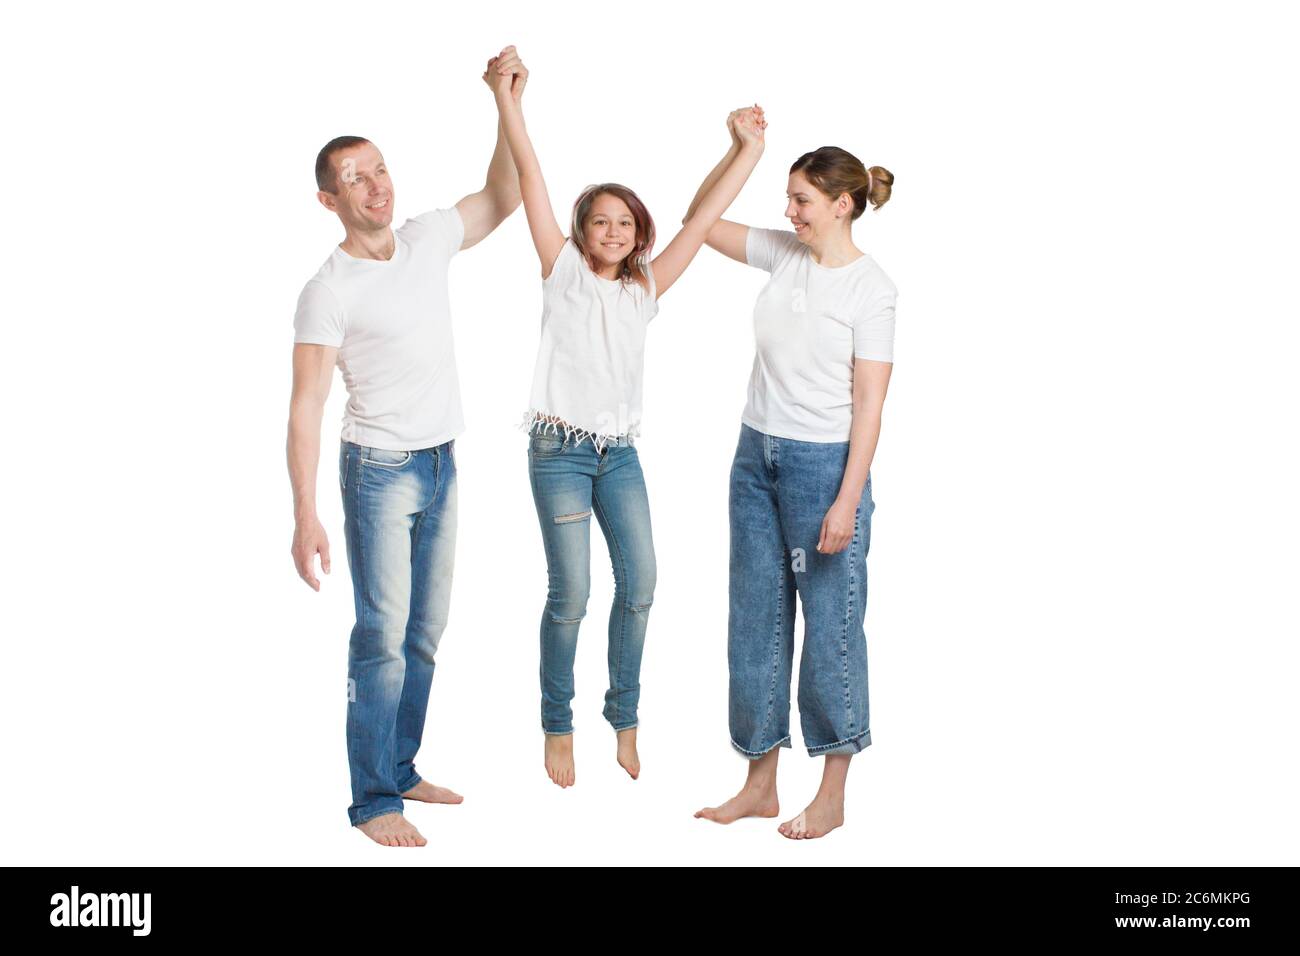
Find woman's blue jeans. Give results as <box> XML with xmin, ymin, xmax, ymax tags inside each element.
<box><xmin>339</xmin><ymin>439</ymin><xmax>457</xmax><ymax>826</ymax></box>
<box><xmin>527</xmin><ymin>431</ymin><xmax>656</xmax><ymax>735</ymax></box>
<box><xmin>728</xmin><ymin>423</ymin><xmax>875</xmax><ymax>758</ymax></box>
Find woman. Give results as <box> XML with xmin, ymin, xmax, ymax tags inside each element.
<box><xmin>488</xmin><ymin>48</ymin><xmax>766</xmax><ymax>787</ymax></box>
<box><xmin>690</xmin><ymin>123</ymin><xmax>897</xmax><ymax>839</ymax></box>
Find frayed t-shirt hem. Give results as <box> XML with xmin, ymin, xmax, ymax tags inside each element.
<box><xmin>519</xmin><ymin>409</ymin><xmax>640</xmax><ymax>452</ymax></box>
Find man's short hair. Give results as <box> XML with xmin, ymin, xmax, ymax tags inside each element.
<box><xmin>315</xmin><ymin>135</ymin><xmax>372</xmax><ymax>194</ymax></box>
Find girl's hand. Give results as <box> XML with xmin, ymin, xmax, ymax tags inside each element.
<box><xmin>727</xmin><ymin>105</ymin><xmax>765</xmax><ymax>125</ymax></box>
<box><xmin>727</xmin><ymin>109</ymin><xmax>745</xmax><ymax>148</ymax></box>
<box><xmin>494</xmin><ymin>44</ymin><xmax>529</xmax><ymax>102</ymax></box>
<box><xmin>733</xmin><ymin>104</ymin><xmax>766</xmax><ymax>148</ymax></box>
<box><xmin>816</xmin><ymin>496</ymin><xmax>856</xmax><ymax>555</ymax></box>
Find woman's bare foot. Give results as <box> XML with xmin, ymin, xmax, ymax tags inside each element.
<box><xmin>778</xmin><ymin>754</ymin><xmax>852</xmax><ymax>839</ymax></box>
<box><xmin>778</xmin><ymin>794</ymin><xmax>845</xmax><ymax>840</ymax></box>
<box><xmin>695</xmin><ymin>782</ymin><xmax>779</xmax><ymax>823</ymax></box>
<box><xmin>355</xmin><ymin>812</ymin><xmax>427</xmax><ymax>847</ymax></box>
<box><xmin>402</xmin><ymin>780</ymin><xmax>464</xmax><ymax>805</ymax></box>
<box><xmin>695</xmin><ymin>748</ymin><xmax>781</xmax><ymax>823</ymax></box>
<box><xmin>616</xmin><ymin>727</ymin><xmax>640</xmax><ymax>779</ymax></box>
<box><xmin>545</xmin><ymin>732</ymin><xmax>575</xmax><ymax>787</ymax></box>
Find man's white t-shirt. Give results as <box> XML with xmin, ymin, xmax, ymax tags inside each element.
<box><xmin>742</xmin><ymin>226</ymin><xmax>898</xmax><ymax>443</ymax></box>
<box><xmin>293</xmin><ymin>207</ymin><xmax>466</xmax><ymax>451</ymax></box>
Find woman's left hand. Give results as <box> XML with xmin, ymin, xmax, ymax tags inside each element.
<box><xmin>817</xmin><ymin>497</ymin><xmax>857</xmax><ymax>555</ymax></box>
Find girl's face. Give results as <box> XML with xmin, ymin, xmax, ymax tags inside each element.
<box><xmin>582</xmin><ymin>193</ymin><xmax>637</xmax><ymax>270</ymax></box>
<box><xmin>784</xmin><ymin>170</ymin><xmax>847</xmax><ymax>244</ymax></box>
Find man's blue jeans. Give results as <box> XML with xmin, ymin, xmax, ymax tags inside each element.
<box><xmin>728</xmin><ymin>423</ymin><xmax>875</xmax><ymax>758</ymax></box>
<box><xmin>339</xmin><ymin>439</ymin><xmax>457</xmax><ymax>826</ymax></box>
<box><xmin>527</xmin><ymin>431</ymin><xmax>656</xmax><ymax>735</ymax></box>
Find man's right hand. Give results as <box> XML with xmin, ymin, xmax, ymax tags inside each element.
<box><xmin>292</xmin><ymin>516</ymin><xmax>331</xmax><ymax>591</ymax></box>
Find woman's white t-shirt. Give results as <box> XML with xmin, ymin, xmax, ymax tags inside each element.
<box><xmin>742</xmin><ymin>226</ymin><xmax>897</xmax><ymax>443</ymax></box>
<box><xmin>524</xmin><ymin>238</ymin><xmax>659</xmax><ymax>445</ymax></box>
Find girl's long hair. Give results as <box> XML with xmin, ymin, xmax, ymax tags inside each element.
<box><xmin>569</xmin><ymin>183</ymin><xmax>655</xmax><ymax>292</ymax></box>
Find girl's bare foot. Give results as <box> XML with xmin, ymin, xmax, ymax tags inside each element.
<box><xmin>402</xmin><ymin>780</ymin><xmax>464</xmax><ymax>805</ymax></box>
<box><xmin>545</xmin><ymin>732</ymin><xmax>575</xmax><ymax>787</ymax></box>
<box><xmin>355</xmin><ymin>812</ymin><xmax>427</xmax><ymax>847</ymax></box>
<box><xmin>778</xmin><ymin>794</ymin><xmax>845</xmax><ymax>839</ymax></box>
<box><xmin>616</xmin><ymin>727</ymin><xmax>640</xmax><ymax>779</ymax></box>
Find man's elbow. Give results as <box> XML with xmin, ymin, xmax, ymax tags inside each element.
<box><xmin>488</xmin><ymin>181</ymin><xmax>522</xmax><ymax>216</ymax></box>
<box><xmin>288</xmin><ymin>397</ymin><xmax>326</xmax><ymax>431</ymax></box>
<box><xmin>684</xmin><ymin>215</ymin><xmax>717</xmax><ymax>244</ymax></box>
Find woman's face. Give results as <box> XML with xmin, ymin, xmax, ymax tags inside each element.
<box><xmin>785</xmin><ymin>170</ymin><xmax>846</xmax><ymax>244</ymax></box>
<box><xmin>582</xmin><ymin>193</ymin><xmax>637</xmax><ymax>270</ymax></box>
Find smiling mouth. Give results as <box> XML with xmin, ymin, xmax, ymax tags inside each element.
<box><xmin>366</xmin><ymin>199</ymin><xmax>389</xmax><ymax>210</ymax></box>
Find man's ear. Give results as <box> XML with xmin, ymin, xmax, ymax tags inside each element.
<box><xmin>316</xmin><ymin>190</ymin><xmax>337</xmax><ymax>213</ymax></box>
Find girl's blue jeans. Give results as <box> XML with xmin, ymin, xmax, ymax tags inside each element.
<box><xmin>527</xmin><ymin>431</ymin><xmax>656</xmax><ymax>736</ymax></box>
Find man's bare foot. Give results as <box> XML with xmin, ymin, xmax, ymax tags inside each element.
<box><xmin>545</xmin><ymin>732</ymin><xmax>575</xmax><ymax>787</ymax></box>
<box><xmin>616</xmin><ymin>727</ymin><xmax>640</xmax><ymax>779</ymax></box>
<box><xmin>402</xmin><ymin>780</ymin><xmax>464</xmax><ymax>805</ymax></box>
<box><xmin>355</xmin><ymin>812</ymin><xmax>427</xmax><ymax>847</ymax></box>
<box><xmin>695</xmin><ymin>783</ymin><xmax>779</xmax><ymax>824</ymax></box>
<box><xmin>778</xmin><ymin>794</ymin><xmax>845</xmax><ymax>840</ymax></box>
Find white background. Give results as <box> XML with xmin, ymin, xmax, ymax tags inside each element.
<box><xmin>3</xmin><ymin>0</ymin><xmax>1297</xmax><ymax>866</ymax></box>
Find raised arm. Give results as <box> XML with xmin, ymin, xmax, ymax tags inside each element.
<box><xmin>455</xmin><ymin>53</ymin><xmax>527</xmax><ymax>250</ymax></box>
<box><xmin>683</xmin><ymin>106</ymin><xmax>765</xmax><ymax>264</ymax></box>
<box><xmin>651</xmin><ymin>107</ymin><xmax>765</xmax><ymax>297</ymax></box>
<box><xmin>455</xmin><ymin>117</ymin><xmax>521</xmax><ymax>250</ymax></box>
<box><xmin>491</xmin><ymin>46</ymin><xmax>566</xmax><ymax>278</ymax></box>
<box><xmin>288</xmin><ymin>343</ymin><xmax>337</xmax><ymax>591</ymax></box>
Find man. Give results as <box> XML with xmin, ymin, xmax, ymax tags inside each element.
<box><xmin>287</xmin><ymin>48</ymin><xmax>528</xmax><ymax>847</ymax></box>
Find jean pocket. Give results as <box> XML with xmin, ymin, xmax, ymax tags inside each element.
<box><xmin>529</xmin><ymin>435</ymin><xmax>565</xmax><ymax>457</ymax></box>
<box><xmin>361</xmin><ymin>447</ymin><xmax>414</xmax><ymax>468</ymax></box>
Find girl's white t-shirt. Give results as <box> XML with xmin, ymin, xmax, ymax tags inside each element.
<box><xmin>524</xmin><ymin>238</ymin><xmax>659</xmax><ymax>445</ymax></box>
<box><xmin>742</xmin><ymin>226</ymin><xmax>898</xmax><ymax>443</ymax></box>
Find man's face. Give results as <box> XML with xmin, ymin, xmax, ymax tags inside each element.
<box><xmin>319</xmin><ymin>142</ymin><xmax>394</xmax><ymax>231</ymax></box>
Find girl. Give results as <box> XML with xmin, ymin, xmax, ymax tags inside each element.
<box><xmin>488</xmin><ymin>47</ymin><xmax>765</xmax><ymax>787</ymax></box>
<box><xmin>689</xmin><ymin>130</ymin><xmax>898</xmax><ymax>839</ymax></box>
